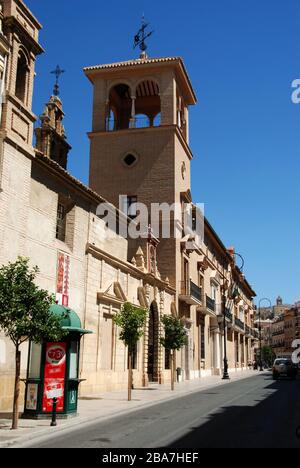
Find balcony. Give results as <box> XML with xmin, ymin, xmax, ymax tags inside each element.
<box><xmin>225</xmin><ymin>308</ymin><xmax>233</xmax><ymax>322</ymax></box>
<box><xmin>206</xmin><ymin>295</ymin><xmax>216</xmax><ymax>313</ymax></box>
<box><xmin>272</xmin><ymin>330</ymin><xmax>285</xmax><ymax>337</ymax></box>
<box><xmin>245</xmin><ymin>325</ymin><xmax>251</xmax><ymax>336</ymax></box>
<box><xmin>272</xmin><ymin>343</ymin><xmax>285</xmax><ymax>349</ymax></box>
<box><xmin>234</xmin><ymin>317</ymin><xmax>245</xmax><ymax>332</ymax></box>
<box><xmin>179</xmin><ymin>280</ymin><xmax>203</xmax><ymax>306</ymax></box>
<box><xmin>217</xmin><ymin>307</ymin><xmax>233</xmax><ymax>328</ymax></box>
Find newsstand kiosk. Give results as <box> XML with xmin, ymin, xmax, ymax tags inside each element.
<box><xmin>23</xmin><ymin>305</ymin><xmax>92</xmax><ymax>419</ymax></box>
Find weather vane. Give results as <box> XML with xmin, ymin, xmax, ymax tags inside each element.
<box><xmin>134</xmin><ymin>15</ymin><xmax>154</xmax><ymax>58</ymax></box>
<box><xmin>51</xmin><ymin>65</ymin><xmax>65</xmax><ymax>96</ymax></box>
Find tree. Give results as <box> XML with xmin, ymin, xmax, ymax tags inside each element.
<box><xmin>113</xmin><ymin>302</ymin><xmax>147</xmax><ymax>401</ymax></box>
<box><xmin>160</xmin><ymin>315</ymin><xmax>188</xmax><ymax>390</ymax></box>
<box><xmin>0</xmin><ymin>257</ymin><xmax>66</xmax><ymax>429</ymax></box>
<box><xmin>261</xmin><ymin>346</ymin><xmax>275</xmax><ymax>368</ymax></box>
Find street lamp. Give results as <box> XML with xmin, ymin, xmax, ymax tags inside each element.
<box><xmin>222</xmin><ymin>252</ymin><xmax>245</xmax><ymax>380</ymax></box>
<box><xmin>258</xmin><ymin>298</ymin><xmax>272</xmax><ymax>372</ymax></box>
<box><xmin>221</xmin><ymin>285</ymin><xmax>230</xmax><ymax>380</ymax></box>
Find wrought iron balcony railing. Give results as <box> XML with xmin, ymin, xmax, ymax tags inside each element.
<box><xmin>235</xmin><ymin>317</ymin><xmax>245</xmax><ymax>331</ymax></box>
<box><xmin>225</xmin><ymin>308</ymin><xmax>233</xmax><ymax>321</ymax></box>
<box><xmin>190</xmin><ymin>281</ymin><xmax>202</xmax><ymax>303</ymax></box>
<box><xmin>206</xmin><ymin>295</ymin><xmax>216</xmax><ymax>313</ymax></box>
<box><xmin>179</xmin><ymin>281</ymin><xmax>203</xmax><ymax>304</ymax></box>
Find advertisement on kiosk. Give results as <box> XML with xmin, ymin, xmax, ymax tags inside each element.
<box><xmin>42</xmin><ymin>342</ymin><xmax>67</xmax><ymax>413</ymax></box>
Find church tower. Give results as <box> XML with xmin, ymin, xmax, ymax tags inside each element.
<box><xmin>0</xmin><ymin>0</ymin><xmax>43</xmax><ymax>155</ymax></box>
<box><xmin>35</xmin><ymin>65</ymin><xmax>71</xmax><ymax>169</ymax></box>
<box><xmin>35</xmin><ymin>94</ymin><xmax>71</xmax><ymax>169</ymax></box>
<box><xmin>84</xmin><ymin>56</ymin><xmax>197</xmax><ymax>287</ymax></box>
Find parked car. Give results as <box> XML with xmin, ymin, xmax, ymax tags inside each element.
<box><xmin>272</xmin><ymin>358</ymin><xmax>298</xmax><ymax>380</ymax></box>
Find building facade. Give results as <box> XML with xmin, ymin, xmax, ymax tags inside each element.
<box><xmin>271</xmin><ymin>314</ymin><xmax>285</xmax><ymax>357</ymax></box>
<box><xmin>84</xmin><ymin>53</ymin><xmax>258</xmax><ymax>379</ymax></box>
<box><xmin>283</xmin><ymin>302</ymin><xmax>300</xmax><ymax>356</ymax></box>
<box><xmin>0</xmin><ymin>0</ymin><xmax>258</xmax><ymax>411</ymax></box>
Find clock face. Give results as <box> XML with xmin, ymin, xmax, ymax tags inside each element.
<box><xmin>181</xmin><ymin>161</ymin><xmax>186</xmax><ymax>179</ymax></box>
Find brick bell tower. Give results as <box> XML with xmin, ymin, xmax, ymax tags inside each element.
<box><xmin>84</xmin><ymin>55</ymin><xmax>197</xmax><ymax>288</ymax></box>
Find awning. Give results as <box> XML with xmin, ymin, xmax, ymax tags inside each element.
<box><xmin>50</xmin><ymin>304</ymin><xmax>92</xmax><ymax>335</ymax></box>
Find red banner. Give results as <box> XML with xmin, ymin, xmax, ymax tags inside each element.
<box><xmin>42</xmin><ymin>342</ymin><xmax>66</xmax><ymax>413</ymax></box>
<box><xmin>56</xmin><ymin>252</ymin><xmax>70</xmax><ymax>307</ymax></box>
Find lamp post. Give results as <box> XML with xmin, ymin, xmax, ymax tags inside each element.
<box><xmin>222</xmin><ymin>286</ymin><xmax>230</xmax><ymax>380</ymax></box>
<box><xmin>258</xmin><ymin>298</ymin><xmax>272</xmax><ymax>372</ymax></box>
<box><xmin>222</xmin><ymin>252</ymin><xmax>245</xmax><ymax>381</ymax></box>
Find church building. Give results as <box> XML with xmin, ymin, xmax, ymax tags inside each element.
<box><xmin>0</xmin><ymin>0</ymin><xmax>257</xmax><ymax>411</ymax></box>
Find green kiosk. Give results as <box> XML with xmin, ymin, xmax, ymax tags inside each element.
<box><xmin>23</xmin><ymin>305</ymin><xmax>92</xmax><ymax>419</ymax></box>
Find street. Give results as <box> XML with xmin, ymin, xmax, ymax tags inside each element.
<box><xmin>28</xmin><ymin>373</ymin><xmax>300</xmax><ymax>449</ymax></box>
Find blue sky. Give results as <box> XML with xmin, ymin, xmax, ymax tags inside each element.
<box><xmin>26</xmin><ymin>0</ymin><xmax>300</xmax><ymax>305</ymax></box>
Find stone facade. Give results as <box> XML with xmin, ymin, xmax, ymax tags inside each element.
<box><xmin>0</xmin><ymin>1</ymin><xmax>258</xmax><ymax>411</ymax></box>
<box><xmin>271</xmin><ymin>313</ymin><xmax>285</xmax><ymax>357</ymax></box>
<box><xmin>84</xmin><ymin>56</ymin><xmax>258</xmax><ymax>380</ymax></box>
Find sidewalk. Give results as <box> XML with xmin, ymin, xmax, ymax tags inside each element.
<box><xmin>0</xmin><ymin>370</ymin><xmax>264</xmax><ymax>448</ymax></box>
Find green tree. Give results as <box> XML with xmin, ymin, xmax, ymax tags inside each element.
<box><xmin>262</xmin><ymin>346</ymin><xmax>274</xmax><ymax>368</ymax></box>
<box><xmin>113</xmin><ymin>302</ymin><xmax>147</xmax><ymax>401</ymax></box>
<box><xmin>160</xmin><ymin>315</ymin><xmax>188</xmax><ymax>391</ymax></box>
<box><xmin>0</xmin><ymin>257</ymin><xmax>66</xmax><ymax>429</ymax></box>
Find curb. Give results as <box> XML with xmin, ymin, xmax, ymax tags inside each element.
<box><xmin>0</xmin><ymin>372</ymin><xmax>266</xmax><ymax>448</ymax></box>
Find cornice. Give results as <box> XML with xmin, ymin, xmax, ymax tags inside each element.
<box><xmin>86</xmin><ymin>243</ymin><xmax>175</xmax><ymax>295</ymax></box>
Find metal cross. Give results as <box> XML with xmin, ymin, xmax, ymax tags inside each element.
<box><xmin>133</xmin><ymin>15</ymin><xmax>154</xmax><ymax>55</ymax></box>
<box><xmin>51</xmin><ymin>65</ymin><xmax>65</xmax><ymax>96</ymax></box>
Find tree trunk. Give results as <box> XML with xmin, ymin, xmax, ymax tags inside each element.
<box><xmin>170</xmin><ymin>352</ymin><xmax>174</xmax><ymax>391</ymax></box>
<box><xmin>128</xmin><ymin>350</ymin><xmax>132</xmax><ymax>401</ymax></box>
<box><xmin>12</xmin><ymin>345</ymin><xmax>21</xmax><ymax>430</ymax></box>
<box><xmin>173</xmin><ymin>351</ymin><xmax>177</xmax><ymax>386</ymax></box>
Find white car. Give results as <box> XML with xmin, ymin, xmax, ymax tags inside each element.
<box><xmin>272</xmin><ymin>358</ymin><xmax>297</xmax><ymax>380</ymax></box>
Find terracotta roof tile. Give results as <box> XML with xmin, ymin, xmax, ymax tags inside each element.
<box><xmin>84</xmin><ymin>56</ymin><xmax>182</xmax><ymax>72</ymax></box>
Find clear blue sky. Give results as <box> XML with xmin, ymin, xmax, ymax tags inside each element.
<box><xmin>26</xmin><ymin>0</ymin><xmax>300</xmax><ymax>305</ymax></box>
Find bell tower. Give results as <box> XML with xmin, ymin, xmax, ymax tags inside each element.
<box><xmin>35</xmin><ymin>95</ymin><xmax>71</xmax><ymax>169</ymax></box>
<box><xmin>0</xmin><ymin>0</ymin><xmax>43</xmax><ymax>155</ymax></box>
<box><xmin>84</xmin><ymin>56</ymin><xmax>197</xmax><ymax>287</ymax></box>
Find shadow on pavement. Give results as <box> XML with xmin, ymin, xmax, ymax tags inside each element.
<box><xmin>167</xmin><ymin>375</ymin><xmax>300</xmax><ymax>449</ymax></box>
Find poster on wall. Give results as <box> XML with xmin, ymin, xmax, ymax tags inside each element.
<box><xmin>26</xmin><ymin>383</ymin><xmax>38</xmax><ymax>410</ymax></box>
<box><xmin>42</xmin><ymin>342</ymin><xmax>66</xmax><ymax>413</ymax></box>
<box><xmin>56</xmin><ymin>252</ymin><xmax>70</xmax><ymax>307</ymax></box>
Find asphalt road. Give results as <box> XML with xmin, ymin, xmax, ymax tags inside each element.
<box><xmin>30</xmin><ymin>373</ymin><xmax>300</xmax><ymax>449</ymax></box>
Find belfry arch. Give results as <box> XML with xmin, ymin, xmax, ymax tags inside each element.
<box><xmin>106</xmin><ymin>83</ymin><xmax>132</xmax><ymax>131</ymax></box>
<box><xmin>135</xmin><ymin>79</ymin><xmax>161</xmax><ymax>128</ymax></box>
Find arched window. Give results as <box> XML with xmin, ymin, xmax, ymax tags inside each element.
<box><xmin>135</xmin><ymin>80</ymin><xmax>161</xmax><ymax>128</ymax></box>
<box><xmin>153</xmin><ymin>112</ymin><xmax>161</xmax><ymax>127</ymax></box>
<box><xmin>135</xmin><ymin>113</ymin><xmax>149</xmax><ymax>128</ymax></box>
<box><xmin>15</xmin><ymin>51</ymin><xmax>28</xmax><ymax>103</ymax></box>
<box><xmin>107</xmin><ymin>83</ymin><xmax>131</xmax><ymax>131</ymax></box>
